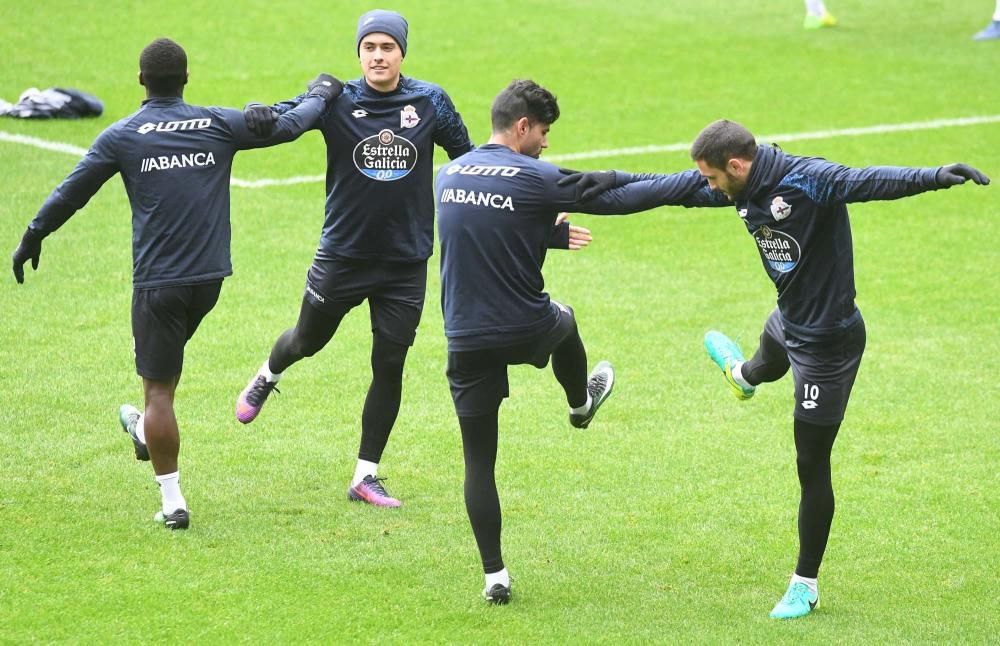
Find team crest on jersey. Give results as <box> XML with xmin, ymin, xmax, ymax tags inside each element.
<box><xmin>770</xmin><ymin>196</ymin><xmax>792</xmax><ymax>221</ymax></box>
<box><xmin>353</xmin><ymin>129</ymin><xmax>418</xmax><ymax>181</ymax></box>
<box><xmin>753</xmin><ymin>225</ymin><xmax>801</xmax><ymax>273</ymax></box>
<box><xmin>400</xmin><ymin>105</ymin><xmax>420</xmax><ymax>128</ymax></box>
<box><xmin>738</xmin><ymin>208</ymin><xmax>749</xmax><ymax>219</ymax></box>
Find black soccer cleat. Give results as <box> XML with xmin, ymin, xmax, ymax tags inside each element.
<box><xmin>483</xmin><ymin>583</ymin><xmax>511</xmax><ymax>605</ymax></box>
<box><xmin>569</xmin><ymin>360</ymin><xmax>615</xmax><ymax>429</ymax></box>
<box><xmin>118</xmin><ymin>404</ymin><xmax>149</xmax><ymax>461</ymax></box>
<box><xmin>154</xmin><ymin>508</ymin><xmax>190</xmax><ymax>530</ymax></box>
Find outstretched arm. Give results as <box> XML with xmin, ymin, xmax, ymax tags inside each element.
<box><xmin>241</xmin><ymin>74</ymin><xmax>343</xmax><ymax>140</ymax></box>
<box><xmin>553</xmin><ymin>167</ymin><xmax>731</xmax><ymax>215</ymax></box>
<box><xmin>789</xmin><ymin>160</ymin><xmax>990</xmax><ymax>205</ymax></box>
<box><xmin>13</xmin><ymin>128</ymin><xmax>120</xmax><ymax>283</ymax></box>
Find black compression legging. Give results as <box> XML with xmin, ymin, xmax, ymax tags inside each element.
<box><xmin>740</xmin><ymin>327</ymin><xmax>790</xmax><ymax>386</ymax></box>
<box><xmin>551</xmin><ymin>323</ymin><xmax>589</xmax><ymax>409</ymax></box>
<box><xmin>458</xmin><ymin>323</ymin><xmax>590</xmax><ymax>574</ymax></box>
<box><xmin>268</xmin><ymin>299</ymin><xmax>409</xmax><ymax>463</ymax></box>
<box><xmin>358</xmin><ymin>334</ymin><xmax>408</xmax><ymax>463</ymax></box>
<box><xmin>460</xmin><ymin>412</ymin><xmax>504</xmax><ymax>574</ymax></box>
<box><xmin>794</xmin><ymin>419</ymin><xmax>841</xmax><ymax>579</ymax></box>
<box><xmin>269</xmin><ymin>299</ymin><xmax>345</xmax><ymax>372</ymax></box>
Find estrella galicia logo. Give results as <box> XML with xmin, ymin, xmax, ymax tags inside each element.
<box><xmin>753</xmin><ymin>225</ymin><xmax>801</xmax><ymax>273</ymax></box>
<box><xmin>353</xmin><ymin>129</ymin><xmax>418</xmax><ymax>181</ymax></box>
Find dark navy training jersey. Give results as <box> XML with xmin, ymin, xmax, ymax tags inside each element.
<box><xmin>29</xmin><ymin>95</ymin><xmax>327</xmax><ymax>289</ymax></box>
<box><xmin>272</xmin><ymin>76</ymin><xmax>473</xmax><ymax>262</ymax></box>
<box><xmin>435</xmin><ymin>144</ymin><xmax>706</xmax><ymax>351</ymax></box>
<box><xmin>611</xmin><ymin>145</ymin><xmax>943</xmax><ymax>340</ymax></box>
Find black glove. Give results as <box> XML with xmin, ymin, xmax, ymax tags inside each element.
<box><xmin>244</xmin><ymin>103</ymin><xmax>277</xmax><ymax>137</ymax></box>
<box><xmin>936</xmin><ymin>163</ymin><xmax>990</xmax><ymax>187</ymax></box>
<box><xmin>556</xmin><ymin>168</ymin><xmax>617</xmax><ymax>202</ymax></box>
<box><xmin>12</xmin><ymin>227</ymin><xmax>43</xmax><ymax>284</ymax></box>
<box><xmin>307</xmin><ymin>73</ymin><xmax>344</xmax><ymax>104</ymax></box>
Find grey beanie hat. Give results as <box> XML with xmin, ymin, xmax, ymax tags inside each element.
<box><xmin>356</xmin><ymin>9</ymin><xmax>408</xmax><ymax>57</ymax></box>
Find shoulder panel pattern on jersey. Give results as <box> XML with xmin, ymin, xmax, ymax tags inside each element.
<box><xmin>779</xmin><ymin>172</ymin><xmax>833</xmax><ymax>205</ymax></box>
<box><xmin>399</xmin><ymin>81</ymin><xmax>463</xmax><ymax>138</ymax></box>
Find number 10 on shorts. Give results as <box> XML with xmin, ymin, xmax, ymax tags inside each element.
<box><xmin>801</xmin><ymin>383</ymin><xmax>820</xmax><ymax>410</ymax></box>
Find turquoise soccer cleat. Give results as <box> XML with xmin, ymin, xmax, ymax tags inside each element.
<box><xmin>703</xmin><ymin>331</ymin><xmax>755</xmax><ymax>400</ymax></box>
<box><xmin>769</xmin><ymin>581</ymin><xmax>819</xmax><ymax>619</ymax></box>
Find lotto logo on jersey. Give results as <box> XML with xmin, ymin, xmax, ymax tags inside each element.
<box><xmin>445</xmin><ymin>164</ymin><xmax>520</xmax><ymax>177</ymax></box>
<box><xmin>137</xmin><ymin>118</ymin><xmax>211</xmax><ymax>135</ymax></box>
<box><xmin>753</xmin><ymin>225</ymin><xmax>801</xmax><ymax>273</ymax></box>
<box><xmin>353</xmin><ymin>129</ymin><xmax>418</xmax><ymax>181</ymax></box>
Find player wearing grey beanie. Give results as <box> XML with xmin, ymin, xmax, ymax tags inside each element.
<box><xmin>357</xmin><ymin>9</ymin><xmax>408</xmax><ymax>57</ymax></box>
<box><xmin>237</xmin><ymin>8</ymin><xmax>478</xmax><ymax>518</ymax></box>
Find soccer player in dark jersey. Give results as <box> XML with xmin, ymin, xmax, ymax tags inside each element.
<box><xmin>10</xmin><ymin>38</ymin><xmax>341</xmax><ymax>530</ymax></box>
<box><xmin>561</xmin><ymin>119</ymin><xmax>989</xmax><ymax>618</ymax></box>
<box><xmin>233</xmin><ymin>9</ymin><xmax>475</xmax><ymax>508</ymax></box>
<box><xmin>436</xmin><ymin>80</ymin><xmax>726</xmax><ymax>604</ymax></box>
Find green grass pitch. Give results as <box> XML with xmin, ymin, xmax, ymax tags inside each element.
<box><xmin>1</xmin><ymin>0</ymin><xmax>998</xmax><ymax>642</ymax></box>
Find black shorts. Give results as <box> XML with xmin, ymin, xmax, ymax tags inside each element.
<box><xmin>763</xmin><ymin>308</ymin><xmax>867</xmax><ymax>425</ymax></box>
<box><xmin>132</xmin><ymin>280</ymin><xmax>223</xmax><ymax>380</ymax></box>
<box><xmin>304</xmin><ymin>257</ymin><xmax>427</xmax><ymax>346</ymax></box>
<box><xmin>447</xmin><ymin>301</ymin><xmax>577</xmax><ymax>417</ymax></box>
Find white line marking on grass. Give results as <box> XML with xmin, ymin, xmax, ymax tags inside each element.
<box><xmin>545</xmin><ymin>114</ymin><xmax>1000</xmax><ymax>163</ymax></box>
<box><xmin>229</xmin><ymin>175</ymin><xmax>324</xmax><ymax>189</ymax></box>
<box><xmin>4</xmin><ymin>114</ymin><xmax>999</xmax><ymax>188</ymax></box>
<box><xmin>0</xmin><ymin>130</ymin><xmax>88</xmax><ymax>156</ymax></box>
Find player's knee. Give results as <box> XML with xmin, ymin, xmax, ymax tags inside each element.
<box><xmin>371</xmin><ymin>337</ymin><xmax>408</xmax><ymax>377</ymax></box>
<box><xmin>291</xmin><ymin>330</ymin><xmax>326</xmax><ymax>358</ymax></box>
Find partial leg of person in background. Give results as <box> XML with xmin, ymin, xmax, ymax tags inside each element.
<box><xmin>348</xmin><ymin>332</ymin><xmax>409</xmax><ymax>507</ymax></box>
<box><xmin>236</xmin><ymin>298</ymin><xmax>347</xmax><ymax>423</ymax></box>
<box><xmin>973</xmin><ymin>0</ymin><xmax>1000</xmax><ymax>40</ymax></box>
<box><xmin>803</xmin><ymin>0</ymin><xmax>837</xmax><ymax>29</ymax></box>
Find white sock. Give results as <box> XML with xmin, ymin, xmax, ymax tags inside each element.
<box><xmin>994</xmin><ymin>5</ymin><xmax>1000</xmax><ymax>22</ymax></box>
<box><xmin>569</xmin><ymin>394</ymin><xmax>593</xmax><ymax>415</ymax></box>
<box><xmin>352</xmin><ymin>459</ymin><xmax>379</xmax><ymax>487</ymax></box>
<box><xmin>155</xmin><ymin>471</ymin><xmax>187</xmax><ymax>514</ymax></box>
<box><xmin>134</xmin><ymin>414</ymin><xmax>146</xmax><ymax>444</ymax></box>
<box><xmin>805</xmin><ymin>0</ymin><xmax>827</xmax><ymax>16</ymax></box>
<box><xmin>791</xmin><ymin>573</ymin><xmax>818</xmax><ymax>596</ymax></box>
<box><xmin>485</xmin><ymin>568</ymin><xmax>510</xmax><ymax>589</ymax></box>
<box><xmin>731</xmin><ymin>361</ymin><xmax>754</xmax><ymax>389</ymax></box>
<box><xmin>260</xmin><ymin>360</ymin><xmax>282</xmax><ymax>383</ymax></box>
